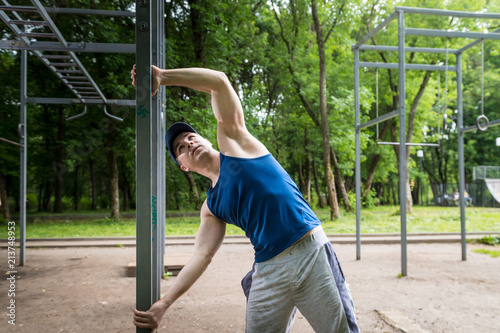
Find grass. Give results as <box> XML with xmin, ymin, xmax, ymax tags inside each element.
<box><xmin>0</xmin><ymin>206</ymin><xmax>499</xmax><ymax>239</ymax></box>
<box><xmin>472</xmin><ymin>249</ymin><xmax>500</xmax><ymax>258</ymax></box>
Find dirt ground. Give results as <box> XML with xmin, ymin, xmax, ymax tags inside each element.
<box><xmin>1</xmin><ymin>241</ymin><xmax>499</xmax><ymax>333</ymax></box>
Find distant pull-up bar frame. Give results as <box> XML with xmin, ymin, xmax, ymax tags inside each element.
<box><xmin>353</xmin><ymin>6</ymin><xmax>500</xmax><ymax>277</ymax></box>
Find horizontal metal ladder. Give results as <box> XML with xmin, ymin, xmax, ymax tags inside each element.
<box><xmin>0</xmin><ymin>0</ymin><xmax>106</xmax><ymax>103</ymax></box>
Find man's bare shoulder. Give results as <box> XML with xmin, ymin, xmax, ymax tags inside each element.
<box><xmin>217</xmin><ymin>127</ymin><xmax>269</xmax><ymax>158</ymax></box>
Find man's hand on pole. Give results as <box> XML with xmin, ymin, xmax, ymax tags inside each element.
<box><xmin>132</xmin><ymin>299</ymin><xmax>168</xmax><ymax>331</ymax></box>
<box><xmin>130</xmin><ymin>64</ymin><xmax>162</xmax><ymax>96</ymax></box>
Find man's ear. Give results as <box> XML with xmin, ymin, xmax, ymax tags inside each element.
<box><xmin>180</xmin><ymin>165</ymin><xmax>189</xmax><ymax>172</ymax></box>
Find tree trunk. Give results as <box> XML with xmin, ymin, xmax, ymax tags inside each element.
<box><xmin>312</xmin><ymin>0</ymin><xmax>339</xmax><ymax>219</ymax></box>
<box><xmin>188</xmin><ymin>0</ymin><xmax>206</xmax><ymax>65</ymax></box>
<box><xmin>73</xmin><ymin>165</ymin><xmax>79</xmax><ymax>211</ymax></box>
<box><xmin>53</xmin><ymin>106</ymin><xmax>65</xmax><ymax>213</ymax></box>
<box><xmin>312</xmin><ymin>159</ymin><xmax>325</xmax><ymax>208</ymax></box>
<box><xmin>0</xmin><ymin>171</ymin><xmax>10</xmax><ymax>221</ymax></box>
<box><xmin>304</xmin><ymin>153</ymin><xmax>311</xmax><ymax>203</ymax></box>
<box><xmin>121</xmin><ymin>172</ymin><xmax>130</xmax><ymax>212</ymax></box>
<box><xmin>377</xmin><ymin>182</ymin><xmax>384</xmax><ymax>206</ymax></box>
<box><xmin>304</xmin><ymin>130</ymin><xmax>312</xmax><ymax>203</ymax></box>
<box><xmin>298</xmin><ymin>159</ymin><xmax>306</xmax><ymax>195</ymax></box>
<box><xmin>184</xmin><ymin>172</ymin><xmax>201</xmax><ymax>210</ymax></box>
<box><xmin>43</xmin><ymin>180</ymin><xmax>52</xmax><ymax>212</ymax></box>
<box><xmin>106</xmin><ymin>119</ymin><xmax>120</xmax><ymax>221</ymax></box>
<box><xmin>89</xmin><ymin>157</ymin><xmax>98</xmax><ymax>211</ymax></box>
<box><xmin>330</xmin><ymin>147</ymin><xmax>352</xmax><ymax>212</ymax></box>
<box><xmin>363</xmin><ymin>121</ymin><xmax>390</xmax><ymax>197</ymax></box>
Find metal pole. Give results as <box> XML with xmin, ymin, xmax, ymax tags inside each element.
<box><xmin>456</xmin><ymin>53</ymin><xmax>467</xmax><ymax>261</ymax></box>
<box><xmin>136</xmin><ymin>0</ymin><xmax>154</xmax><ymax>331</ymax></box>
<box><xmin>397</xmin><ymin>9</ymin><xmax>408</xmax><ymax>277</ymax></box>
<box><xmin>19</xmin><ymin>47</ymin><xmax>27</xmax><ymax>266</ymax></box>
<box><xmin>354</xmin><ymin>47</ymin><xmax>361</xmax><ymax>260</ymax></box>
<box><xmin>151</xmin><ymin>0</ymin><xmax>164</xmax><ymax>301</ymax></box>
<box><xmin>420</xmin><ymin>156</ymin><xmax>423</xmax><ymax>206</ymax></box>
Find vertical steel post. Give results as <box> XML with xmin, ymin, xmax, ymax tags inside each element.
<box><xmin>135</xmin><ymin>0</ymin><xmax>154</xmax><ymax>331</ymax></box>
<box><xmin>151</xmin><ymin>0</ymin><xmax>164</xmax><ymax>301</ymax></box>
<box><xmin>19</xmin><ymin>48</ymin><xmax>27</xmax><ymax>266</ymax></box>
<box><xmin>456</xmin><ymin>53</ymin><xmax>467</xmax><ymax>261</ymax></box>
<box><xmin>420</xmin><ymin>156</ymin><xmax>423</xmax><ymax>206</ymax></box>
<box><xmin>354</xmin><ymin>47</ymin><xmax>361</xmax><ymax>260</ymax></box>
<box><xmin>397</xmin><ymin>9</ymin><xmax>408</xmax><ymax>276</ymax></box>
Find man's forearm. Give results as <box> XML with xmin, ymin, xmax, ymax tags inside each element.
<box><xmin>160</xmin><ymin>252</ymin><xmax>213</xmax><ymax>308</ymax></box>
<box><xmin>158</xmin><ymin>67</ymin><xmax>227</xmax><ymax>94</ymax></box>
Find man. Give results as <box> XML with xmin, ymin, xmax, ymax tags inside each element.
<box><xmin>131</xmin><ymin>65</ymin><xmax>359</xmax><ymax>332</ymax></box>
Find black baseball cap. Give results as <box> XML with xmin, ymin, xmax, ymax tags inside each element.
<box><xmin>166</xmin><ymin>122</ymin><xmax>197</xmax><ymax>166</ymax></box>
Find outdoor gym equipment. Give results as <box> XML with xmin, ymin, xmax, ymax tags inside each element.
<box><xmin>354</xmin><ymin>6</ymin><xmax>500</xmax><ymax>277</ymax></box>
<box><xmin>0</xmin><ymin>3</ymin><xmax>165</xmax><ymax>332</ymax></box>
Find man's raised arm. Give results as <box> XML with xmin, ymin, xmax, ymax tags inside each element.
<box><xmin>132</xmin><ymin>65</ymin><xmax>245</xmax><ymax>137</ymax></box>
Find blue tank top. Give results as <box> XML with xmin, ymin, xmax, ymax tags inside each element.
<box><xmin>206</xmin><ymin>153</ymin><xmax>321</xmax><ymax>262</ymax></box>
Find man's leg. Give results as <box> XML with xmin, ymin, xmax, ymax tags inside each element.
<box><xmin>292</xmin><ymin>239</ymin><xmax>350</xmax><ymax>333</ymax></box>
<box><xmin>243</xmin><ymin>263</ymin><xmax>296</xmax><ymax>333</ymax></box>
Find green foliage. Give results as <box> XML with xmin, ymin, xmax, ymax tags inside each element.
<box><xmin>473</xmin><ymin>235</ymin><xmax>500</xmax><ymax>246</ymax></box>
<box><xmin>1</xmin><ymin>0</ymin><xmax>500</xmax><ymax>219</ymax></box>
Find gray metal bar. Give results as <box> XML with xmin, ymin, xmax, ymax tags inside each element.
<box><xmin>19</xmin><ymin>47</ymin><xmax>27</xmax><ymax>266</ymax></box>
<box><xmin>8</xmin><ymin>19</ymin><xmax>48</xmax><ymax>26</ymax></box>
<box><xmin>356</xmin><ymin>110</ymin><xmax>399</xmax><ymax>131</ymax></box>
<box><xmin>49</xmin><ymin>63</ymin><xmax>76</xmax><ymax>67</ymax></box>
<box><xmin>0</xmin><ymin>4</ymin><xmax>135</xmax><ymax>16</ymax></box>
<box><xmin>353</xmin><ymin>11</ymin><xmax>397</xmax><ymax>50</ymax></box>
<box><xmin>44</xmin><ymin>7</ymin><xmax>135</xmax><ymax>17</ymax></box>
<box><xmin>396</xmin><ymin>6</ymin><xmax>500</xmax><ymax>19</ymax></box>
<box><xmin>359</xmin><ymin>45</ymin><xmax>459</xmax><ymax>54</ymax></box>
<box><xmin>398</xmin><ymin>10</ymin><xmax>407</xmax><ymax>277</ymax></box>
<box><xmin>19</xmin><ymin>32</ymin><xmax>56</xmax><ymax>38</ymax></box>
<box><xmin>406</xmin><ymin>28</ymin><xmax>500</xmax><ymax>40</ymax></box>
<box><xmin>136</xmin><ymin>0</ymin><xmax>154</xmax><ymax>331</ymax></box>
<box><xmin>456</xmin><ymin>53</ymin><xmax>466</xmax><ymax>261</ymax></box>
<box><xmin>457</xmin><ymin>27</ymin><xmax>500</xmax><ymax>55</ymax></box>
<box><xmin>0</xmin><ymin>137</ymin><xmax>22</xmax><ymax>147</ymax></box>
<box><xmin>40</xmin><ymin>55</ymin><xmax>72</xmax><ymax>59</ymax></box>
<box><xmin>0</xmin><ymin>5</ymin><xmax>37</xmax><ymax>12</ymax></box>
<box><xmin>25</xmin><ymin>97</ymin><xmax>135</xmax><ymax>106</ymax></box>
<box><xmin>359</xmin><ymin>62</ymin><xmax>456</xmax><ymax>71</ymax></box>
<box><xmin>377</xmin><ymin>142</ymin><xmax>440</xmax><ymax>147</ymax></box>
<box><xmin>0</xmin><ymin>40</ymin><xmax>136</xmax><ymax>53</ymax></box>
<box><xmin>354</xmin><ymin>49</ymin><xmax>361</xmax><ymax>261</ymax></box>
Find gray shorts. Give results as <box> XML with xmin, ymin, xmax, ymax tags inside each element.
<box><xmin>241</xmin><ymin>230</ymin><xmax>359</xmax><ymax>333</ymax></box>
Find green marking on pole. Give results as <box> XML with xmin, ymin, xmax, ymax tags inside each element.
<box><xmin>152</xmin><ymin>196</ymin><xmax>157</xmax><ymax>242</ymax></box>
<box><xmin>138</xmin><ymin>105</ymin><xmax>150</xmax><ymax>118</ymax></box>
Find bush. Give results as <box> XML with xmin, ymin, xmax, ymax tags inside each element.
<box><xmin>98</xmin><ymin>195</ymin><xmax>110</xmax><ymax>209</ymax></box>
<box><xmin>475</xmin><ymin>235</ymin><xmax>500</xmax><ymax>246</ymax></box>
<box><xmin>362</xmin><ymin>189</ymin><xmax>379</xmax><ymax>209</ymax></box>
<box><xmin>80</xmin><ymin>197</ymin><xmax>93</xmax><ymax>211</ymax></box>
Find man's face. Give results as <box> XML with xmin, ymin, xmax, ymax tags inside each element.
<box><xmin>173</xmin><ymin>132</ymin><xmax>213</xmax><ymax>172</ymax></box>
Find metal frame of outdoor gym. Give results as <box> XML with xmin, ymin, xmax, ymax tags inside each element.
<box><xmin>353</xmin><ymin>6</ymin><xmax>500</xmax><ymax>276</ymax></box>
<box><xmin>0</xmin><ymin>1</ymin><xmax>165</xmax><ymax>331</ymax></box>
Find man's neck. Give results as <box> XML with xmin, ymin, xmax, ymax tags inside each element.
<box><xmin>196</xmin><ymin>151</ymin><xmax>220</xmax><ymax>187</ymax></box>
